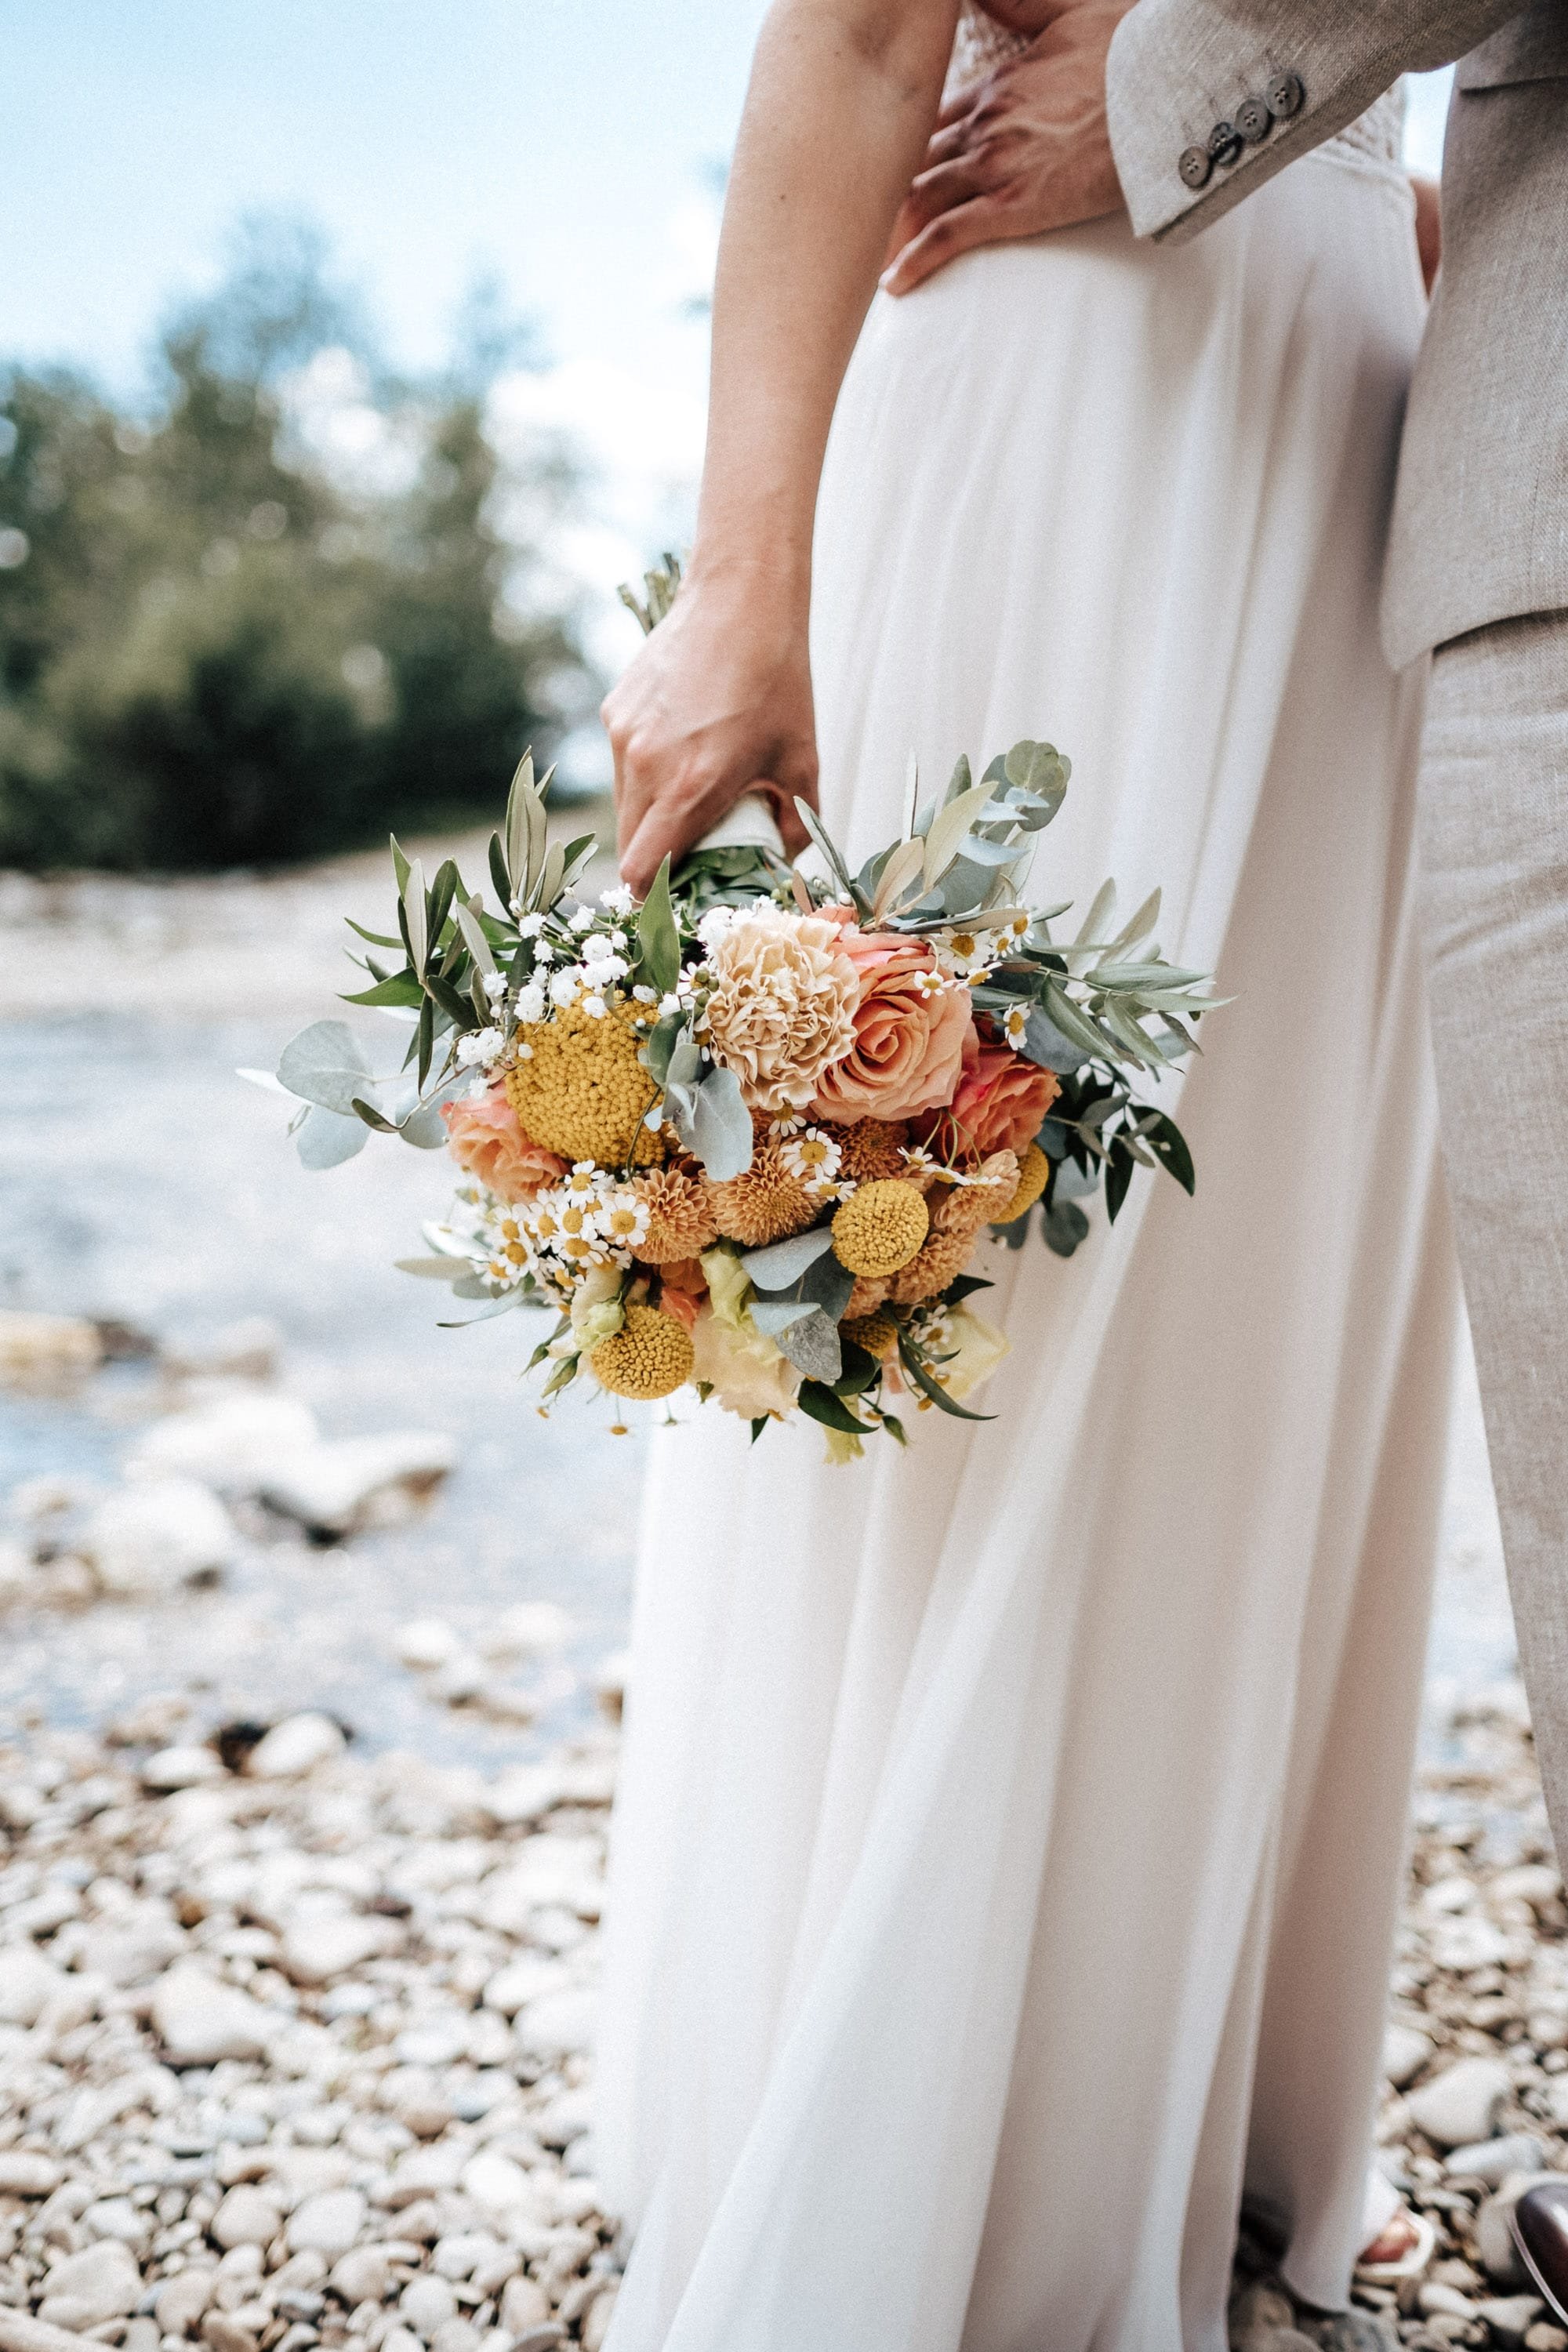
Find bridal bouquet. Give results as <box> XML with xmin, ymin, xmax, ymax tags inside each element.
<box><xmin>254</xmin><ymin>594</ymin><xmax>1217</xmax><ymax>1451</ymax></box>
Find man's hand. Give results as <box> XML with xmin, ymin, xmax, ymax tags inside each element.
<box><xmin>882</xmin><ymin>0</ymin><xmax>1132</xmax><ymax>296</ymax></box>
<box><xmin>603</xmin><ymin>568</ymin><xmax>818</xmax><ymax>898</ymax></box>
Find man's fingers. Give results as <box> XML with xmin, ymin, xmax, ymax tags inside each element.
<box><xmin>881</xmin><ymin>194</ymin><xmax>1011</xmax><ymax>296</ymax></box>
<box><xmin>895</xmin><ymin>154</ymin><xmax>991</xmax><ymax>241</ymax></box>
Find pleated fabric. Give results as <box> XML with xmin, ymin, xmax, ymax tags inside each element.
<box><xmin>596</xmin><ymin>136</ymin><xmax>1458</xmax><ymax>2352</ymax></box>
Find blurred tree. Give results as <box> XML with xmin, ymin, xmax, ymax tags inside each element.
<box><xmin>0</xmin><ymin>215</ymin><xmax>592</xmax><ymax>870</ymax></box>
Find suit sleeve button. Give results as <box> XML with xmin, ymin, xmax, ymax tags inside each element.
<box><xmin>1178</xmin><ymin>144</ymin><xmax>1214</xmax><ymax>190</ymax></box>
<box><xmin>1265</xmin><ymin>70</ymin><xmax>1305</xmax><ymax>118</ymax></box>
<box><xmin>1235</xmin><ymin>96</ymin><xmax>1272</xmax><ymax>142</ymax></box>
<box><xmin>1208</xmin><ymin>121</ymin><xmax>1244</xmax><ymax>167</ymax></box>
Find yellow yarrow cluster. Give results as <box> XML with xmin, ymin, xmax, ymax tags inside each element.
<box><xmin>830</xmin><ymin>1180</ymin><xmax>929</xmax><ymax>1278</ymax></box>
<box><xmin>504</xmin><ymin>1001</ymin><xmax>662</xmax><ymax>1170</ymax></box>
<box><xmin>998</xmin><ymin>1141</ymin><xmax>1051</xmax><ymax>1225</ymax></box>
<box><xmin>589</xmin><ymin>1303</ymin><xmax>695</xmax><ymax>1400</ymax></box>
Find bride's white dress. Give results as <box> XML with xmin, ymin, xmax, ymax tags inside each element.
<box><xmin>596</xmin><ymin>40</ymin><xmax>1456</xmax><ymax>2352</ymax></box>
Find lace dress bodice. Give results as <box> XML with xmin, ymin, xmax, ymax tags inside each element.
<box><xmin>943</xmin><ymin>5</ymin><xmax>1406</xmax><ymax>180</ymax></box>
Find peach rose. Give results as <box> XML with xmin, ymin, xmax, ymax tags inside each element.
<box><xmin>441</xmin><ymin>1085</ymin><xmax>567</xmax><ymax>1202</ymax></box>
<box><xmin>926</xmin><ymin>1026</ymin><xmax>1061</xmax><ymax>1160</ymax></box>
<box><xmin>654</xmin><ymin>1257</ymin><xmax>708</xmax><ymax>1334</ymax></box>
<box><xmin>809</xmin><ymin>920</ymin><xmax>973</xmax><ymax>1124</ymax></box>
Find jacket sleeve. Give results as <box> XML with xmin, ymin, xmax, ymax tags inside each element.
<box><xmin>1106</xmin><ymin>0</ymin><xmax>1528</xmax><ymax>241</ymax></box>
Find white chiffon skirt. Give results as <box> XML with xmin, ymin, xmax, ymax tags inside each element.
<box><xmin>597</xmin><ymin>139</ymin><xmax>1458</xmax><ymax>2352</ymax></box>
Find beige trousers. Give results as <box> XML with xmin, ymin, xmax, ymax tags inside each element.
<box><xmin>1421</xmin><ymin>609</ymin><xmax>1568</xmax><ymax>1849</ymax></box>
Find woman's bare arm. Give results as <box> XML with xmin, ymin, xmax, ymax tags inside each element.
<box><xmin>604</xmin><ymin>0</ymin><xmax>960</xmax><ymax>894</ymax></box>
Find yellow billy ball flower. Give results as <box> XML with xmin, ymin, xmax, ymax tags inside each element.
<box><xmin>997</xmin><ymin>1141</ymin><xmax>1051</xmax><ymax>1225</ymax></box>
<box><xmin>504</xmin><ymin>1001</ymin><xmax>662</xmax><ymax>1171</ymax></box>
<box><xmin>830</xmin><ymin>1179</ymin><xmax>929</xmax><ymax>1278</ymax></box>
<box><xmin>841</xmin><ymin>1309</ymin><xmax>898</xmax><ymax>1359</ymax></box>
<box><xmin>588</xmin><ymin>1303</ymin><xmax>695</xmax><ymax>1401</ymax></box>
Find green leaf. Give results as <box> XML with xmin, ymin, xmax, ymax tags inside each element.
<box><xmin>1003</xmin><ymin>739</ymin><xmax>1069</xmax><ymax>823</ymax></box>
<box><xmin>416</xmin><ymin>996</ymin><xmax>434</xmax><ymax>1091</ymax></box>
<box><xmin>505</xmin><ymin>752</ymin><xmax>535</xmax><ymax>891</ymax></box>
<box><xmin>775</xmin><ymin>1307</ymin><xmax>843</xmax><ymax>1382</ymax></box>
<box><xmin>1142</xmin><ymin>1110</ymin><xmax>1196</xmax><ymax>1196</ymax></box>
<box><xmin>427</xmin><ymin>859</ymin><xmax>460</xmax><ymax>950</ymax></box>
<box><xmin>423</xmin><ymin>971</ymin><xmax>476</xmax><ymax>1029</ymax></box>
<box><xmin>294</xmin><ymin>1104</ymin><xmax>369</xmax><ymax>1170</ymax></box>
<box><xmin>350</xmin><ymin>1094</ymin><xmax>397</xmax><ymax>1134</ymax></box>
<box><xmin>750</xmin><ymin>1416</ymin><xmax>770</xmax><ymax>1444</ymax></box>
<box><xmin>488</xmin><ymin>833</ymin><xmax>512</xmax><ymax>909</ymax></box>
<box><xmin>1104</xmin><ymin>1137</ymin><xmax>1135</xmax><ymax>1225</ymax></box>
<box><xmin>741</xmin><ymin>1227</ymin><xmax>834</xmax><ymax>1290</ymax></box>
<box><xmin>895</xmin><ymin>1334</ymin><xmax>996</xmax><ymax>1422</ymax></box>
<box><xmin>688</xmin><ymin>1065</ymin><xmax>753</xmax><ymax>1181</ymax></box>
<box><xmin>345</xmin><ymin>918</ymin><xmax>405</xmax><ymax>949</ymax></box>
<box><xmin>834</xmin><ymin>1338</ymin><xmax>879</xmax><ymax>1396</ymax></box>
<box><xmin>942</xmin><ymin>753</ymin><xmax>973</xmax><ymax>809</ymax></box>
<box><xmin>1074</xmin><ymin>877</ymin><xmax>1116</xmax><ymax>947</ymax></box>
<box><xmin>390</xmin><ymin>835</ymin><xmax>411</xmax><ymax>896</ymax></box>
<box><xmin>797</xmin><ymin>1381</ymin><xmax>870</xmax><ymax>1436</ymax></box>
<box><xmin>880</xmin><ymin>1410</ymin><xmax>908</xmax><ymax>1446</ymax></box>
<box><xmin>636</xmin><ymin>856</ymin><xmax>681</xmax><ymax>996</ymax></box>
<box><xmin>340</xmin><ymin>972</ymin><xmax>424</xmax><ymax>1010</ymax></box>
<box><xmin>922</xmin><ymin>780</ymin><xmax>997</xmax><ymax>891</ymax></box>
<box><xmin>454</xmin><ymin>900</ymin><xmax>496</xmax><ymax>977</ymax></box>
<box><xmin>403</xmin><ymin>858</ymin><xmax>429</xmax><ymax>977</ymax></box>
<box><xmin>1041</xmin><ymin>982</ymin><xmax>1112</xmax><ymax>1062</ymax></box>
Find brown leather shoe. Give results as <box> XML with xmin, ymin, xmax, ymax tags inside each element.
<box><xmin>1512</xmin><ymin>2181</ymin><xmax>1568</xmax><ymax>2321</ymax></box>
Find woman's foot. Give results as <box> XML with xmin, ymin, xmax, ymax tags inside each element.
<box><xmin>1355</xmin><ymin>2205</ymin><xmax>1434</xmax><ymax>2285</ymax></box>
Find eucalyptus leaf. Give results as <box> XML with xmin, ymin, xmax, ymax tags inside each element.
<box><xmin>236</xmin><ymin>1066</ymin><xmax>293</xmax><ymax>1097</ymax></box>
<box><xmin>775</xmin><ymin>1307</ymin><xmax>842</xmax><ymax>1383</ymax></box>
<box><xmin>741</xmin><ymin>1226</ymin><xmax>834</xmax><ymax>1290</ymax></box>
<box><xmin>688</xmin><ymin>1064</ymin><xmax>753</xmax><ymax>1181</ymax></box>
<box><xmin>277</xmin><ymin>1019</ymin><xmax>376</xmax><ymax>1114</ymax></box>
<box><xmin>1043</xmin><ymin>1197</ymin><xmax>1091</xmax><ymax>1258</ymax></box>
<box><xmin>749</xmin><ymin>1298</ymin><xmax>818</xmax><ymax>1337</ymax></box>
<box><xmin>1021</xmin><ymin>1005</ymin><xmax>1091</xmax><ymax>1075</ymax></box>
<box><xmin>295</xmin><ymin>1104</ymin><xmax>370</xmax><ymax>1170</ymax></box>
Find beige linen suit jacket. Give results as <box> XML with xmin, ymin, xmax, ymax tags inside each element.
<box><xmin>1105</xmin><ymin>0</ymin><xmax>1568</xmax><ymax>666</ymax></box>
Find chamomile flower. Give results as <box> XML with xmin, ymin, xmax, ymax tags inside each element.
<box><xmin>935</xmin><ymin>927</ymin><xmax>996</xmax><ymax>981</ymax></box>
<box><xmin>900</xmin><ymin>1145</ymin><xmax>943</xmax><ymax>1179</ymax></box>
<box><xmin>1001</xmin><ymin>1004</ymin><xmax>1030</xmax><ymax>1049</ymax></box>
<box><xmin>778</xmin><ymin>1127</ymin><xmax>843</xmax><ymax>1195</ymax></box>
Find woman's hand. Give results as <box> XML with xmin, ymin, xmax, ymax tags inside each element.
<box><xmin>604</xmin><ymin>567</ymin><xmax>819</xmax><ymax>897</ymax></box>
<box><xmin>1412</xmin><ymin>174</ymin><xmax>1440</xmax><ymax>294</ymax></box>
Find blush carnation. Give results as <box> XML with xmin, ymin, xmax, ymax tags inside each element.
<box><xmin>442</xmin><ymin>1086</ymin><xmax>568</xmax><ymax>1202</ymax></box>
<box><xmin>808</xmin><ymin>920</ymin><xmax>972</xmax><ymax>1124</ymax></box>
<box><xmin>933</xmin><ymin>1027</ymin><xmax>1062</xmax><ymax>1160</ymax></box>
<box><xmin>699</xmin><ymin>906</ymin><xmax>861</xmax><ymax>1114</ymax></box>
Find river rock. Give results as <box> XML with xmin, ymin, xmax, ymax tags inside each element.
<box><xmin>1406</xmin><ymin>2056</ymin><xmax>1513</xmax><ymax>2149</ymax></box>
<box><xmin>286</xmin><ymin>2189</ymin><xmax>365</xmax><ymax>2256</ymax></box>
<box><xmin>396</xmin><ymin>1618</ymin><xmax>464</xmax><ymax>1669</ymax></box>
<box><xmin>259</xmin><ymin>1432</ymin><xmax>456</xmax><ymax>1538</ymax></box>
<box><xmin>245</xmin><ymin>1713</ymin><xmax>346</xmax><ymax>1777</ymax></box>
<box><xmin>212</xmin><ymin>2185</ymin><xmax>285</xmax><ymax>2249</ymax></box>
<box><xmin>0</xmin><ymin>1942</ymin><xmax>66</xmax><ymax>2026</ymax></box>
<box><xmin>130</xmin><ymin>1388</ymin><xmax>318</xmax><ymax>1489</ymax></box>
<box><xmin>456</xmin><ymin>2151</ymin><xmax>532</xmax><ymax>2216</ymax></box>
<box><xmin>1476</xmin><ymin>2299</ymin><xmax>1547</xmax><ymax>2350</ymax></box>
<box><xmin>481</xmin><ymin>1602</ymin><xmax>572</xmax><ymax>1659</ymax></box>
<box><xmin>279</xmin><ymin>1910</ymin><xmax>396</xmax><ymax>1982</ymax></box>
<box><xmin>399</xmin><ymin>2275</ymin><xmax>459</xmax><ymax>2336</ymax></box>
<box><xmin>142</xmin><ymin>1743</ymin><xmax>225</xmax><ymax>1791</ymax></box>
<box><xmin>1384</xmin><ymin>2022</ymin><xmax>1435</xmax><ymax>2089</ymax></box>
<box><xmin>0</xmin><ymin>2151</ymin><xmax>61</xmax><ymax>2196</ymax></box>
<box><xmin>40</xmin><ymin>2241</ymin><xmax>143</xmax><ymax>2325</ymax></box>
<box><xmin>515</xmin><ymin>1986</ymin><xmax>597</xmax><ymax>2061</ymax></box>
<box><xmin>481</xmin><ymin>1955</ymin><xmax>569</xmax><ymax>2017</ymax></box>
<box><xmin>0</xmin><ymin>1308</ymin><xmax>101</xmax><ymax>1380</ymax></box>
<box><xmin>328</xmin><ymin>2248</ymin><xmax>392</xmax><ymax>2307</ymax></box>
<box><xmin>1446</xmin><ymin>2134</ymin><xmax>1547</xmax><ymax>2187</ymax></box>
<box><xmin>499</xmin><ymin>2278</ymin><xmax>550</xmax><ymax>2336</ymax></box>
<box><xmin>155</xmin><ymin>2269</ymin><xmax>220</xmax><ymax>2336</ymax></box>
<box><xmin>152</xmin><ymin>1965</ymin><xmax>278</xmax><ymax>2064</ymax></box>
<box><xmin>84</xmin><ymin>1478</ymin><xmax>239</xmax><ymax>1595</ymax></box>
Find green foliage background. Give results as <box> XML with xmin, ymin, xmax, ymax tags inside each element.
<box><xmin>0</xmin><ymin>220</ymin><xmax>593</xmax><ymax>873</ymax></box>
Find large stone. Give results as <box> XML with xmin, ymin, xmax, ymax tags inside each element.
<box><xmin>396</xmin><ymin>1618</ymin><xmax>464</xmax><ymax>1669</ymax></box>
<box><xmin>1477</xmin><ymin>2299</ymin><xmax>1548</xmax><ymax>2350</ymax></box>
<box><xmin>498</xmin><ymin>2278</ymin><xmax>550</xmax><ymax>2337</ymax></box>
<box><xmin>481</xmin><ymin>1955</ymin><xmax>570</xmax><ymax>2017</ymax></box>
<box><xmin>1445</xmin><ymin>2134</ymin><xmax>1546</xmax><ymax>2188</ymax></box>
<box><xmin>40</xmin><ymin>2241</ymin><xmax>143</xmax><ymax>2325</ymax></box>
<box><xmin>328</xmin><ymin>2249</ymin><xmax>393</xmax><ymax>2307</ymax></box>
<box><xmin>515</xmin><ymin>1985</ymin><xmax>597</xmax><ymax>2062</ymax></box>
<box><xmin>286</xmin><ymin>2189</ymin><xmax>365</xmax><ymax>2256</ymax></box>
<box><xmin>0</xmin><ymin>2151</ymin><xmax>61</xmax><ymax>2196</ymax></box>
<box><xmin>259</xmin><ymin>1432</ymin><xmax>456</xmax><ymax>1538</ymax></box>
<box><xmin>142</xmin><ymin>1744</ymin><xmax>225</xmax><ymax>1791</ymax></box>
<box><xmin>0</xmin><ymin>1943</ymin><xmax>67</xmax><ymax>2026</ymax></box>
<box><xmin>245</xmin><ymin>1713</ymin><xmax>346</xmax><ymax>1778</ymax></box>
<box><xmin>1406</xmin><ymin>2056</ymin><xmax>1512</xmax><ymax>2149</ymax></box>
<box><xmin>399</xmin><ymin>2276</ymin><xmax>459</xmax><ymax>2337</ymax></box>
<box><xmin>211</xmin><ymin>2186</ymin><xmax>285</xmax><ymax>2250</ymax></box>
<box><xmin>0</xmin><ymin>1308</ymin><xmax>101</xmax><ymax>1381</ymax></box>
<box><xmin>84</xmin><ymin>1478</ymin><xmax>239</xmax><ymax>1595</ymax></box>
<box><xmin>1383</xmin><ymin>2022</ymin><xmax>1434</xmax><ymax>2089</ymax></box>
<box><xmin>456</xmin><ymin>2151</ymin><xmax>532</xmax><ymax>2216</ymax></box>
<box><xmin>130</xmin><ymin>1388</ymin><xmax>319</xmax><ymax>1490</ymax></box>
<box><xmin>279</xmin><ymin>1909</ymin><xmax>397</xmax><ymax>1984</ymax></box>
<box><xmin>155</xmin><ymin>2269</ymin><xmax>220</xmax><ymax>2336</ymax></box>
<box><xmin>152</xmin><ymin>1966</ymin><xmax>278</xmax><ymax>2065</ymax></box>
